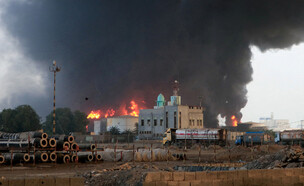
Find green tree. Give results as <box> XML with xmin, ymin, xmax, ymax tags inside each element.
<box><xmin>109</xmin><ymin>126</ymin><xmax>120</xmax><ymax>135</ymax></box>
<box><xmin>73</xmin><ymin>110</ymin><xmax>89</xmax><ymax>133</ymax></box>
<box><xmin>0</xmin><ymin>105</ymin><xmax>41</xmax><ymax>132</ymax></box>
<box><xmin>43</xmin><ymin>108</ymin><xmax>89</xmax><ymax>135</ymax></box>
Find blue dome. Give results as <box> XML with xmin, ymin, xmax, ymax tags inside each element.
<box><xmin>157</xmin><ymin>94</ymin><xmax>165</xmax><ymax>102</ymax></box>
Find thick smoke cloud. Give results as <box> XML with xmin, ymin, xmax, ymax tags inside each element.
<box><xmin>2</xmin><ymin>0</ymin><xmax>304</xmax><ymax>126</ymax></box>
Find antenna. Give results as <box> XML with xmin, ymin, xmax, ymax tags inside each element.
<box><xmin>49</xmin><ymin>60</ymin><xmax>61</xmax><ymax>134</ymax></box>
<box><xmin>172</xmin><ymin>80</ymin><xmax>179</xmax><ymax>96</ymax></box>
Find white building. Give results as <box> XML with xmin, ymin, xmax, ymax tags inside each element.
<box><xmin>93</xmin><ymin>115</ymin><xmax>138</xmax><ymax>134</ymax></box>
<box><xmin>259</xmin><ymin>113</ymin><xmax>290</xmax><ymax>131</ymax></box>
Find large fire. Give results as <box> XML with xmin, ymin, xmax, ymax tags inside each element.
<box><xmin>87</xmin><ymin>100</ymin><xmax>145</xmax><ymax>119</ymax></box>
<box><xmin>231</xmin><ymin>115</ymin><xmax>238</xmax><ymax>127</ymax></box>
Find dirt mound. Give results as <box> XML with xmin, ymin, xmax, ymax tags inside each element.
<box><xmin>243</xmin><ymin>146</ymin><xmax>304</xmax><ymax>169</ymax></box>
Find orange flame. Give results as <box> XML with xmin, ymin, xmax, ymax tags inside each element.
<box><xmin>231</xmin><ymin>115</ymin><xmax>238</xmax><ymax>127</ymax></box>
<box><xmin>87</xmin><ymin>100</ymin><xmax>145</xmax><ymax>119</ymax></box>
<box><xmin>105</xmin><ymin>108</ymin><xmax>115</xmax><ymax>118</ymax></box>
<box><xmin>87</xmin><ymin>110</ymin><xmax>101</xmax><ymax>119</ymax></box>
<box><xmin>129</xmin><ymin>100</ymin><xmax>139</xmax><ymax>117</ymax></box>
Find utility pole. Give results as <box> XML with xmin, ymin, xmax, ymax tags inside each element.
<box><xmin>49</xmin><ymin>61</ymin><xmax>61</xmax><ymax>135</ymax></box>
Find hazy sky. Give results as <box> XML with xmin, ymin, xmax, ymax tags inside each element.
<box><xmin>241</xmin><ymin>44</ymin><xmax>304</xmax><ymax>127</ymax></box>
<box><xmin>0</xmin><ymin>1</ymin><xmax>304</xmax><ymax>127</ymax></box>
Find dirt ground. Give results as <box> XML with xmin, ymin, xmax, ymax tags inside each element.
<box><xmin>0</xmin><ymin>143</ymin><xmax>286</xmax><ymax>186</ymax></box>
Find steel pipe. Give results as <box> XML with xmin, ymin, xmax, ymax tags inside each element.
<box><xmin>78</xmin><ymin>153</ymin><xmax>93</xmax><ymax>162</ymax></box>
<box><xmin>0</xmin><ymin>140</ymin><xmax>29</xmax><ymax>148</ymax></box>
<box><xmin>35</xmin><ymin>151</ymin><xmax>48</xmax><ymax>162</ymax></box>
<box><xmin>56</xmin><ymin>141</ymin><xmax>70</xmax><ymax>150</ymax></box>
<box><xmin>64</xmin><ymin>136</ymin><xmax>74</xmax><ymax>143</ymax></box>
<box><xmin>95</xmin><ymin>154</ymin><xmax>102</xmax><ymax>161</ymax></box>
<box><xmin>71</xmin><ymin>154</ymin><xmax>78</xmax><ymax>162</ymax></box>
<box><xmin>0</xmin><ymin>155</ymin><xmax>4</xmax><ymax>164</ymax></box>
<box><xmin>57</xmin><ymin>153</ymin><xmax>70</xmax><ymax>163</ymax></box>
<box><xmin>49</xmin><ymin>152</ymin><xmax>57</xmax><ymax>162</ymax></box>
<box><xmin>78</xmin><ymin>144</ymin><xmax>96</xmax><ymax>151</ymax></box>
<box><xmin>70</xmin><ymin>142</ymin><xmax>78</xmax><ymax>150</ymax></box>
<box><xmin>48</xmin><ymin>138</ymin><xmax>56</xmax><ymax>148</ymax></box>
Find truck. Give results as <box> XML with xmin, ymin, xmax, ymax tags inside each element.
<box><xmin>235</xmin><ymin>131</ymin><xmax>271</xmax><ymax>146</ymax></box>
<box><xmin>276</xmin><ymin>130</ymin><xmax>304</xmax><ymax>146</ymax></box>
<box><xmin>162</xmin><ymin>128</ymin><xmax>227</xmax><ymax>147</ymax></box>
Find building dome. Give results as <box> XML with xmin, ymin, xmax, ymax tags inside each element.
<box><xmin>157</xmin><ymin>94</ymin><xmax>165</xmax><ymax>102</ymax></box>
<box><xmin>157</xmin><ymin>93</ymin><xmax>165</xmax><ymax>107</ymax></box>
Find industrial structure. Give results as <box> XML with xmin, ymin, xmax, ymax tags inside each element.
<box><xmin>138</xmin><ymin>80</ymin><xmax>204</xmax><ymax>139</ymax></box>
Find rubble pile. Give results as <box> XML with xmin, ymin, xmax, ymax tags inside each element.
<box><xmin>243</xmin><ymin>147</ymin><xmax>304</xmax><ymax>169</ymax></box>
<box><xmin>83</xmin><ymin>163</ymin><xmax>165</xmax><ymax>186</ymax></box>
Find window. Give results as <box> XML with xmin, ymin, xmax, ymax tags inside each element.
<box><xmin>141</xmin><ymin>120</ymin><xmax>144</xmax><ymax>126</ymax></box>
<box><xmin>160</xmin><ymin>119</ymin><xmax>163</xmax><ymax>126</ymax></box>
<box><xmin>166</xmin><ymin>112</ymin><xmax>168</xmax><ymax>128</ymax></box>
<box><xmin>189</xmin><ymin>120</ymin><xmax>191</xmax><ymax>126</ymax></box>
<box><xmin>154</xmin><ymin>119</ymin><xmax>157</xmax><ymax>126</ymax></box>
<box><xmin>197</xmin><ymin>120</ymin><xmax>199</xmax><ymax>126</ymax></box>
<box><xmin>200</xmin><ymin>120</ymin><xmax>202</xmax><ymax>126</ymax></box>
<box><xmin>147</xmin><ymin>119</ymin><xmax>151</xmax><ymax>126</ymax></box>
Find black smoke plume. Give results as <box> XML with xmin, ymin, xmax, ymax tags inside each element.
<box><xmin>3</xmin><ymin>1</ymin><xmax>304</xmax><ymax>126</ymax></box>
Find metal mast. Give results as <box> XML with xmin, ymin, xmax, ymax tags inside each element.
<box><xmin>49</xmin><ymin>61</ymin><xmax>61</xmax><ymax>134</ymax></box>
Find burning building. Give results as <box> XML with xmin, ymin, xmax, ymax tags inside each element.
<box><xmin>86</xmin><ymin>100</ymin><xmax>143</xmax><ymax>134</ymax></box>
<box><xmin>138</xmin><ymin>81</ymin><xmax>204</xmax><ymax>140</ymax></box>
<box><xmin>92</xmin><ymin>115</ymin><xmax>138</xmax><ymax>134</ymax></box>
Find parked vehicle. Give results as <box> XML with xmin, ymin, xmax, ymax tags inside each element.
<box><xmin>276</xmin><ymin>130</ymin><xmax>304</xmax><ymax>147</ymax></box>
<box><xmin>162</xmin><ymin>128</ymin><xmax>227</xmax><ymax>147</ymax></box>
<box><xmin>235</xmin><ymin>131</ymin><xmax>271</xmax><ymax>146</ymax></box>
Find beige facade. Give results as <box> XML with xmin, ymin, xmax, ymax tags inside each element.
<box><xmin>138</xmin><ymin>105</ymin><xmax>204</xmax><ymax>139</ymax></box>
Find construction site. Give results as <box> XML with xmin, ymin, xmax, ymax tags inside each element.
<box><xmin>0</xmin><ymin>81</ymin><xmax>303</xmax><ymax>186</ymax></box>
<box><xmin>1</xmin><ymin>126</ymin><xmax>304</xmax><ymax>186</ymax></box>
<box><xmin>2</xmin><ymin>1</ymin><xmax>304</xmax><ymax>186</ymax></box>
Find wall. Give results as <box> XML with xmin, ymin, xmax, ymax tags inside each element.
<box><xmin>144</xmin><ymin>168</ymin><xmax>304</xmax><ymax>186</ymax></box>
<box><xmin>0</xmin><ymin>177</ymin><xmax>84</xmax><ymax>186</ymax></box>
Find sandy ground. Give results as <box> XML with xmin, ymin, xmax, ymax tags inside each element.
<box><xmin>0</xmin><ymin>143</ymin><xmax>286</xmax><ymax>185</ymax></box>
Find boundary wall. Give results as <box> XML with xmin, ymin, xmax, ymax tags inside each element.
<box><xmin>144</xmin><ymin>168</ymin><xmax>304</xmax><ymax>186</ymax></box>
<box><xmin>0</xmin><ymin>177</ymin><xmax>84</xmax><ymax>186</ymax></box>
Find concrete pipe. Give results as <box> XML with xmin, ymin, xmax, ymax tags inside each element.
<box><xmin>64</xmin><ymin>135</ymin><xmax>74</xmax><ymax>143</ymax></box>
<box><xmin>48</xmin><ymin>138</ymin><xmax>57</xmax><ymax>148</ymax></box>
<box><xmin>70</xmin><ymin>142</ymin><xmax>78</xmax><ymax>150</ymax></box>
<box><xmin>0</xmin><ymin>155</ymin><xmax>4</xmax><ymax>164</ymax></box>
<box><xmin>71</xmin><ymin>154</ymin><xmax>78</xmax><ymax>162</ymax></box>
<box><xmin>96</xmin><ymin>154</ymin><xmax>102</xmax><ymax>161</ymax></box>
<box><xmin>49</xmin><ymin>152</ymin><xmax>57</xmax><ymax>162</ymax></box>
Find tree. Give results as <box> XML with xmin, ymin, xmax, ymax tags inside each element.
<box><xmin>109</xmin><ymin>126</ymin><xmax>120</xmax><ymax>135</ymax></box>
<box><xmin>43</xmin><ymin>108</ymin><xmax>89</xmax><ymax>135</ymax></box>
<box><xmin>0</xmin><ymin>105</ymin><xmax>41</xmax><ymax>132</ymax></box>
<box><xmin>73</xmin><ymin>110</ymin><xmax>89</xmax><ymax>133</ymax></box>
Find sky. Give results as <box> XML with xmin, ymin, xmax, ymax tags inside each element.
<box><xmin>0</xmin><ymin>1</ymin><xmax>304</xmax><ymax>127</ymax></box>
<box><xmin>241</xmin><ymin>44</ymin><xmax>304</xmax><ymax>127</ymax></box>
